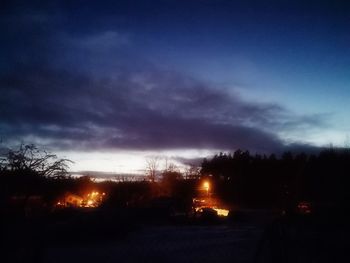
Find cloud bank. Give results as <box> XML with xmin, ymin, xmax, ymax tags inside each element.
<box><xmin>0</xmin><ymin>4</ymin><xmax>328</xmax><ymax>154</ymax></box>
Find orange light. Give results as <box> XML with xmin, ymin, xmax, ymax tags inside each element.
<box><xmin>203</xmin><ymin>181</ymin><xmax>210</xmax><ymax>191</ymax></box>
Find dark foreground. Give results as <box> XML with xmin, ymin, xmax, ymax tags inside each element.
<box><xmin>43</xmin><ymin>224</ymin><xmax>262</xmax><ymax>263</ymax></box>
<box><xmin>2</xmin><ymin>209</ymin><xmax>349</xmax><ymax>263</ymax></box>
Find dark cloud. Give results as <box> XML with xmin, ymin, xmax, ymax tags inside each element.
<box><xmin>0</xmin><ymin>3</ymin><xmax>329</xmax><ymax>153</ymax></box>
<box><xmin>171</xmin><ymin>156</ymin><xmax>208</xmax><ymax>167</ymax></box>
<box><xmin>0</xmin><ymin>63</ymin><xmax>327</xmax><ymax>152</ymax></box>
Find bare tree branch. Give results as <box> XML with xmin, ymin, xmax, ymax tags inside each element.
<box><xmin>146</xmin><ymin>156</ymin><xmax>159</xmax><ymax>182</ymax></box>
<box><xmin>2</xmin><ymin>143</ymin><xmax>73</xmax><ymax>178</ymax></box>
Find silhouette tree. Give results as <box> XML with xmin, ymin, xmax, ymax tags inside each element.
<box><xmin>160</xmin><ymin>162</ymin><xmax>182</xmax><ymax>195</ymax></box>
<box><xmin>185</xmin><ymin>164</ymin><xmax>201</xmax><ymax>180</ymax></box>
<box><xmin>2</xmin><ymin>144</ymin><xmax>72</xmax><ymax>179</ymax></box>
<box><xmin>146</xmin><ymin>156</ymin><xmax>159</xmax><ymax>182</ymax></box>
<box><xmin>200</xmin><ymin>148</ymin><xmax>350</xmax><ymax>210</ymax></box>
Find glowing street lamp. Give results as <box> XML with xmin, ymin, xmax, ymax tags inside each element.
<box><xmin>203</xmin><ymin>181</ymin><xmax>210</xmax><ymax>197</ymax></box>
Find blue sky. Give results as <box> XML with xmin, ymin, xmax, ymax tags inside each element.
<box><xmin>1</xmin><ymin>0</ymin><xmax>350</xmax><ymax>172</ymax></box>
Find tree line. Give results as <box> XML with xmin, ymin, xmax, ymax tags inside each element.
<box><xmin>201</xmin><ymin>149</ymin><xmax>350</xmax><ymax>209</ymax></box>
<box><xmin>1</xmin><ymin>144</ymin><xmax>349</xmax><ymax>212</ymax></box>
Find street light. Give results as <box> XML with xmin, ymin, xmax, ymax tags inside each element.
<box><xmin>203</xmin><ymin>181</ymin><xmax>210</xmax><ymax>197</ymax></box>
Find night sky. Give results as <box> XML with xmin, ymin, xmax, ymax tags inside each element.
<box><xmin>1</xmin><ymin>0</ymin><xmax>350</xmax><ymax>173</ymax></box>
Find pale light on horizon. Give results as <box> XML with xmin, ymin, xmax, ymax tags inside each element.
<box><xmin>58</xmin><ymin>149</ymin><xmax>215</xmax><ymax>174</ymax></box>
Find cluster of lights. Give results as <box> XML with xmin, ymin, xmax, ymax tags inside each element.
<box><xmin>194</xmin><ymin>206</ymin><xmax>229</xmax><ymax>217</ymax></box>
<box><xmin>56</xmin><ymin>191</ymin><xmax>106</xmax><ymax>208</ymax></box>
<box><xmin>212</xmin><ymin>207</ymin><xmax>229</xmax><ymax>217</ymax></box>
<box><xmin>193</xmin><ymin>180</ymin><xmax>230</xmax><ymax>217</ymax></box>
<box><xmin>83</xmin><ymin>191</ymin><xmax>106</xmax><ymax>207</ymax></box>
